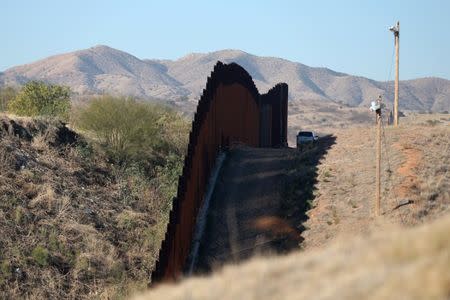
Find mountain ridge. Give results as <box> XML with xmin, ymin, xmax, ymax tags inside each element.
<box><xmin>1</xmin><ymin>45</ymin><xmax>449</xmax><ymax>112</ymax></box>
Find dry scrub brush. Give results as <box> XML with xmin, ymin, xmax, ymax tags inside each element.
<box><xmin>0</xmin><ymin>110</ymin><xmax>188</xmax><ymax>299</ymax></box>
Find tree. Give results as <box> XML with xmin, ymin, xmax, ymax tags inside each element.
<box><xmin>8</xmin><ymin>81</ymin><xmax>71</xmax><ymax>119</ymax></box>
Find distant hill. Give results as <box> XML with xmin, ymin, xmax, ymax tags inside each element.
<box><xmin>1</xmin><ymin>45</ymin><xmax>449</xmax><ymax>112</ymax></box>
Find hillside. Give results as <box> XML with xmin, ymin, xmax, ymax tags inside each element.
<box><xmin>136</xmin><ymin>114</ymin><xmax>449</xmax><ymax>299</ymax></box>
<box><xmin>0</xmin><ymin>46</ymin><xmax>189</xmax><ymax>101</ymax></box>
<box><xmin>301</xmin><ymin>114</ymin><xmax>449</xmax><ymax>249</ymax></box>
<box><xmin>0</xmin><ymin>114</ymin><xmax>178</xmax><ymax>299</ymax></box>
<box><xmin>1</xmin><ymin>46</ymin><xmax>450</xmax><ymax>112</ymax></box>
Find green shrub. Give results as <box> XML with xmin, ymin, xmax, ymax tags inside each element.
<box><xmin>8</xmin><ymin>81</ymin><xmax>70</xmax><ymax>119</ymax></box>
<box><xmin>14</xmin><ymin>207</ymin><xmax>23</xmax><ymax>224</ymax></box>
<box><xmin>31</xmin><ymin>245</ymin><xmax>49</xmax><ymax>266</ymax></box>
<box><xmin>425</xmin><ymin>119</ymin><xmax>441</xmax><ymax>126</ymax></box>
<box><xmin>0</xmin><ymin>260</ymin><xmax>11</xmax><ymax>280</ymax></box>
<box><xmin>74</xmin><ymin>95</ymin><xmax>189</xmax><ymax>169</ymax></box>
<box><xmin>153</xmin><ymin>152</ymin><xmax>185</xmax><ymax>209</ymax></box>
<box><xmin>0</xmin><ymin>86</ymin><xmax>17</xmax><ymax>112</ymax></box>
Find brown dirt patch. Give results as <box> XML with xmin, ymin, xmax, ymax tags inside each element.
<box><xmin>394</xmin><ymin>143</ymin><xmax>422</xmax><ymax>199</ymax></box>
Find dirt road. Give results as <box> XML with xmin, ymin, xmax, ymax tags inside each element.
<box><xmin>193</xmin><ymin>135</ymin><xmax>336</xmax><ymax>274</ymax></box>
<box><xmin>193</xmin><ymin>147</ymin><xmax>301</xmax><ymax>273</ymax></box>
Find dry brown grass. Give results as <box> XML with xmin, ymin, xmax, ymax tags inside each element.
<box><xmin>298</xmin><ymin>114</ymin><xmax>449</xmax><ymax>251</ymax></box>
<box><xmin>0</xmin><ymin>115</ymin><xmax>170</xmax><ymax>299</ymax></box>
<box><xmin>134</xmin><ymin>211</ymin><xmax>450</xmax><ymax>300</ymax></box>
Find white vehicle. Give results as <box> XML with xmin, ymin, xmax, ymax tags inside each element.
<box><xmin>296</xmin><ymin>131</ymin><xmax>318</xmax><ymax>148</ymax></box>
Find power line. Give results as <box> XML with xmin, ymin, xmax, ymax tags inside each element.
<box><xmin>383</xmin><ymin>45</ymin><xmax>395</xmax><ymax>92</ymax></box>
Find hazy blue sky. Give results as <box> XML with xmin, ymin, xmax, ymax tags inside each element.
<box><xmin>2</xmin><ymin>0</ymin><xmax>449</xmax><ymax>80</ymax></box>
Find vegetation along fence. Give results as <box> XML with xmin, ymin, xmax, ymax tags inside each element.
<box><xmin>151</xmin><ymin>61</ymin><xmax>288</xmax><ymax>283</ymax></box>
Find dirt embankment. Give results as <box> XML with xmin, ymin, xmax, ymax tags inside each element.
<box><xmin>0</xmin><ymin>115</ymin><xmax>161</xmax><ymax>299</ymax></box>
<box><xmin>303</xmin><ymin>121</ymin><xmax>449</xmax><ymax>250</ymax></box>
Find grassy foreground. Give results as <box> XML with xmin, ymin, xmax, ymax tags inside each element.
<box><xmin>135</xmin><ymin>211</ymin><xmax>450</xmax><ymax>300</ymax></box>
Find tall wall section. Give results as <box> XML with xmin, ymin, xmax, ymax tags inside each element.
<box><xmin>151</xmin><ymin>62</ymin><xmax>288</xmax><ymax>283</ymax></box>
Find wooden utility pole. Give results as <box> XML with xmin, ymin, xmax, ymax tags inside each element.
<box><xmin>371</xmin><ymin>96</ymin><xmax>382</xmax><ymax>216</ymax></box>
<box><xmin>390</xmin><ymin>21</ymin><xmax>400</xmax><ymax>126</ymax></box>
<box><xmin>376</xmin><ymin>105</ymin><xmax>381</xmax><ymax>216</ymax></box>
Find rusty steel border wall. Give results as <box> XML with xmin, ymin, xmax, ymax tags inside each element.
<box><xmin>260</xmin><ymin>83</ymin><xmax>288</xmax><ymax>147</ymax></box>
<box><xmin>151</xmin><ymin>61</ymin><xmax>288</xmax><ymax>283</ymax></box>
